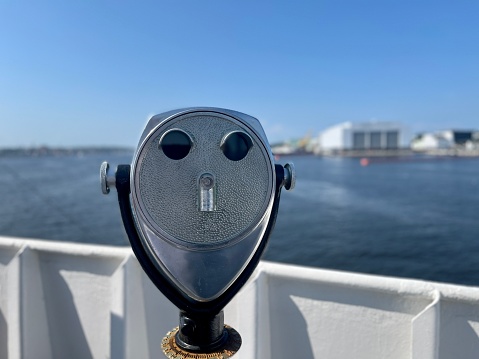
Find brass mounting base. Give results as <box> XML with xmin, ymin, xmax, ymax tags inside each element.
<box><xmin>161</xmin><ymin>325</ymin><xmax>242</xmax><ymax>359</ymax></box>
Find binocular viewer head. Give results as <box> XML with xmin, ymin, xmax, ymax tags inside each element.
<box><xmin>101</xmin><ymin>107</ymin><xmax>295</xmax><ymax>355</ymax></box>
<box><xmin>132</xmin><ymin>108</ymin><xmax>279</xmax><ymax>301</ymax></box>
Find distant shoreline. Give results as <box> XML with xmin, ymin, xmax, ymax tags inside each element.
<box><xmin>276</xmin><ymin>148</ymin><xmax>479</xmax><ymax>158</ymax></box>
<box><xmin>0</xmin><ymin>146</ymin><xmax>134</xmax><ymax>158</ymax></box>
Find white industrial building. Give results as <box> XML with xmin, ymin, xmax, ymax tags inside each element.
<box><xmin>316</xmin><ymin>121</ymin><xmax>411</xmax><ymax>154</ymax></box>
<box><xmin>411</xmin><ymin>130</ymin><xmax>477</xmax><ymax>151</ymax></box>
<box><xmin>411</xmin><ymin>133</ymin><xmax>452</xmax><ymax>151</ymax></box>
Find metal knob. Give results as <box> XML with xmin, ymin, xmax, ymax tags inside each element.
<box><xmin>100</xmin><ymin>161</ymin><xmax>116</xmax><ymax>195</ymax></box>
<box><xmin>283</xmin><ymin>162</ymin><xmax>296</xmax><ymax>191</ymax></box>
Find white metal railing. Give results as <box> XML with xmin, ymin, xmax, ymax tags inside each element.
<box><xmin>1</xmin><ymin>236</ymin><xmax>479</xmax><ymax>359</ymax></box>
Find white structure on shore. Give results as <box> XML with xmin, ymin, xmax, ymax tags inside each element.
<box><xmin>412</xmin><ymin>130</ymin><xmax>478</xmax><ymax>151</ymax></box>
<box><xmin>316</xmin><ymin>121</ymin><xmax>411</xmax><ymax>154</ymax></box>
<box><xmin>2</xmin><ymin>236</ymin><xmax>479</xmax><ymax>358</ymax></box>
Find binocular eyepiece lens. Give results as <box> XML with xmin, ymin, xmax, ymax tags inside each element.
<box><xmin>221</xmin><ymin>131</ymin><xmax>253</xmax><ymax>161</ymax></box>
<box><xmin>160</xmin><ymin>129</ymin><xmax>192</xmax><ymax>160</ymax></box>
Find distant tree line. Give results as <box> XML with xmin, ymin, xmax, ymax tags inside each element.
<box><xmin>0</xmin><ymin>146</ymin><xmax>133</xmax><ymax>158</ymax></box>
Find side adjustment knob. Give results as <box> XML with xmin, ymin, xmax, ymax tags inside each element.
<box><xmin>283</xmin><ymin>162</ymin><xmax>296</xmax><ymax>191</ymax></box>
<box><xmin>100</xmin><ymin>161</ymin><xmax>116</xmax><ymax>195</ymax></box>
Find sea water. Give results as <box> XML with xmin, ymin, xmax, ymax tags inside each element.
<box><xmin>1</xmin><ymin>154</ymin><xmax>478</xmax><ymax>286</ymax></box>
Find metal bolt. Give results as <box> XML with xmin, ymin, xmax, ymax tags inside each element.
<box><xmin>100</xmin><ymin>161</ymin><xmax>116</xmax><ymax>195</ymax></box>
<box><xmin>199</xmin><ymin>173</ymin><xmax>215</xmax><ymax>190</ymax></box>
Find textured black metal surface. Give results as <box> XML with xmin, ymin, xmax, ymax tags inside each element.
<box><xmin>175</xmin><ymin>311</ymin><xmax>228</xmax><ymax>352</ymax></box>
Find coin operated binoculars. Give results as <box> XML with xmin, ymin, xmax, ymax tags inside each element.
<box><xmin>101</xmin><ymin>108</ymin><xmax>295</xmax><ymax>358</ymax></box>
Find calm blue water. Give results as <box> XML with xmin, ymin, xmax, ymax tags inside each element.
<box><xmin>1</xmin><ymin>154</ymin><xmax>478</xmax><ymax>286</ymax></box>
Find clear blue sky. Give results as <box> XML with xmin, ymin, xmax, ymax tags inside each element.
<box><xmin>1</xmin><ymin>0</ymin><xmax>478</xmax><ymax>147</ymax></box>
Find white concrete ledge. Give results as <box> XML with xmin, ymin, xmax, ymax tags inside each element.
<box><xmin>0</xmin><ymin>236</ymin><xmax>478</xmax><ymax>359</ymax></box>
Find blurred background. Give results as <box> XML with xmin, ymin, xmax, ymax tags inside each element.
<box><xmin>1</xmin><ymin>0</ymin><xmax>478</xmax><ymax>285</ymax></box>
